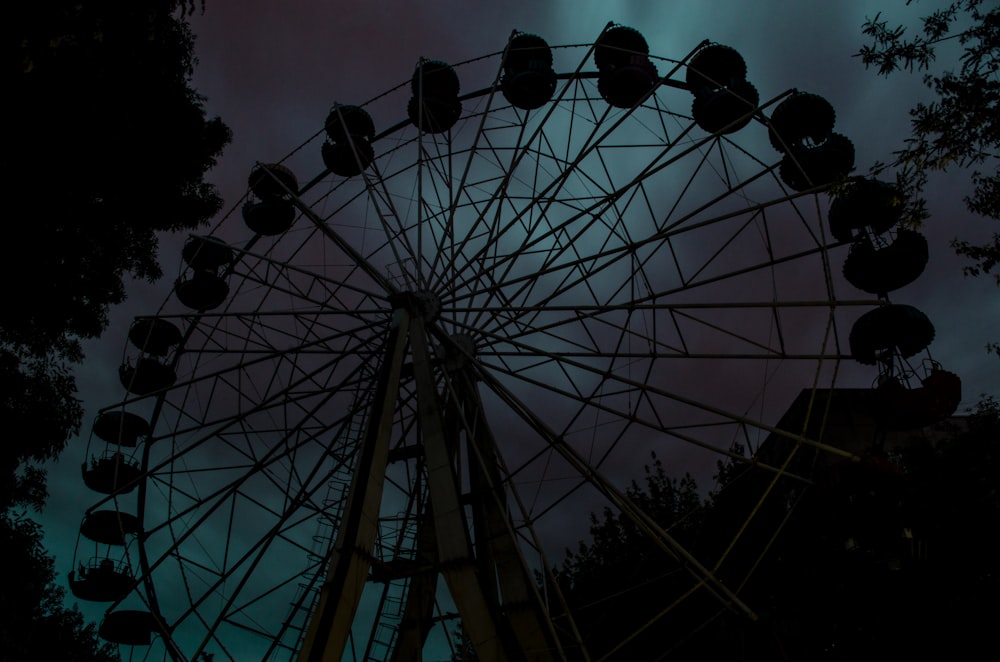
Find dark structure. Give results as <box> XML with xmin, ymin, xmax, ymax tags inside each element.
<box><xmin>408</xmin><ymin>60</ymin><xmax>463</xmax><ymax>133</ymax></box>
<box><xmin>501</xmin><ymin>33</ymin><xmax>557</xmax><ymax>109</ymax></box>
<box><xmin>243</xmin><ymin>163</ymin><xmax>300</xmax><ymax>235</ymax></box>
<box><xmin>118</xmin><ymin>318</ymin><xmax>181</xmax><ymax>395</ymax></box>
<box><xmin>175</xmin><ymin>235</ymin><xmax>234</xmax><ymax>311</ymax></box>
<box><xmin>69</xmin><ymin>22</ymin><xmax>969</xmax><ymax>660</ymax></box>
<box><xmin>696</xmin><ymin>386</ymin><xmax>992</xmax><ymax>660</ymax></box>
<box><xmin>322</xmin><ymin>104</ymin><xmax>377</xmax><ymax>176</ymax></box>
<box><xmin>687</xmin><ymin>44</ymin><xmax>760</xmax><ymax>133</ymax></box>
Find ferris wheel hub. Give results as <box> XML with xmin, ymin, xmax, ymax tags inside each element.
<box><xmin>388</xmin><ymin>289</ymin><xmax>441</xmax><ymax>322</ymax></box>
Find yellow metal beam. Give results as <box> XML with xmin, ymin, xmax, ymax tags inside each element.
<box><xmin>297</xmin><ymin>308</ymin><xmax>410</xmax><ymax>662</ymax></box>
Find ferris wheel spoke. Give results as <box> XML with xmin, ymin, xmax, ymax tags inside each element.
<box><xmin>413</xmin><ymin>132</ymin><xmax>439</xmax><ymax>289</ymax></box>
<box><xmin>134</xmin><ymin>485</ymin><xmax>329</xmax><ymax>641</ymax></box>
<box><xmin>410</xmin><ymin>97</ymin><xmax>515</xmax><ymax>292</ymax></box>
<box><xmin>429</xmin><ymin>106</ymin><xmax>538</xmax><ymax>299</ymax></box>
<box><xmin>448</xmin><ymin>125</ymin><xmax>763</xmax><ymax>327</ymax></box>
<box><xmin>477</xmin><ymin>352</ymin><xmax>817</xmax><ymax>529</ymax></box>
<box><xmin>433</xmin><ymin>45</ymin><xmax>610</xmax><ymax>295</ymax></box>
<box><xmin>509</xmin><ymin>123</ymin><xmax>703</xmax><ymax>303</ymax></box>
<box><xmin>464</xmin><ymin>301</ymin><xmax>859</xmax><ymax>363</ymax></box>
<box><xmin>439</xmin><ymin>80</ymin><xmax>627</xmax><ymax>317</ymax></box>
<box><xmin>367</xmin><ymin>142</ymin><xmax>484</xmax><ymax>294</ymax></box>
<box><xmin>432</xmin><ymin>129</ymin><xmax>566</xmax><ymax>320</ymax></box>
<box><xmin>464</xmin><ymin>239</ymin><xmax>840</xmax><ymax>358</ymax></box>
<box><xmin>275</xmin><ymin>176</ymin><xmax>403</xmax><ymax>297</ymax></box>
<box><xmin>472</xmin><ymin>360</ymin><xmax>760</xmax><ymax>619</ymax></box>
<box><xmin>304</xmin><ymin>165</ymin><xmax>418</xmax><ymax>291</ymax></box>
<box><xmin>170</xmin><ymin>470</ymin><xmax>349</xmax><ymax>658</ymax></box>
<box><xmin>159</xmin><ymin>320</ymin><xmax>384</xmax><ymax>421</ymax></box>
<box><xmin>227</xmin><ymin>236</ymin><xmax>391</xmax><ymax>316</ymax></box>
<box><xmin>525</xmin><ymin>171</ymin><xmax>780</xmax><ymax>316</ymax></box>
<box><xmin>452</xmin><ymin>100</ymin><xmax>708</xmax><ymax>310</ymax></box>
<box><xmin>131</xmin><ymin>389</ymin><xmax>368</xmax><ymax>647</ymax></box>
<box><xmin>461</xmin><ymin>305</ymin><xmax>849</xmax><ymax>466</ymax></box>
<box><xmin>481</xmin><ymin>330</ymin><xmax>855</xmax><ymax>465</ymax></box>
<box><xmin>101</xmin><ymin>330</ymin><xmax>381</xmax><ymax>523</ymax></box>
<box><xmin>139</xmin><ymin>405</ymin><xmax>360</xmax><ymax>548</ymax></box>
<box><xmin>475</xmin><ymin>184</ymin><xmax>832</xmax><ymax>333</ymax></box>
<box><xmin>419</xmin><ymin>92</ymin><xmax>512</xmax><ymax>291</ymax></box>
<box><xmin>479</xmin><ymin>89</ymin><xmax>795</xmax><ymax>315</ymax></box>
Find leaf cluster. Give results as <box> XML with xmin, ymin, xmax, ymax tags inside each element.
<box><xmin>0</xmin><ymin>351</ymin><xmax>82</xmax><ymax>510</ymax></box>
<box><xmin>553</xmin><ymin>455</ymin><xmax>705</xmax><ymax>593</ymax></box>
<box><xmin>0</xmin><ymin>512</ymin><xmax>120</xmax><ymax>661</ymax></box>
<box><xmin>547</xmin><ymin>454</ymin><xmax>713</xmax><ymax>659</ymax></box>
<box><xmin>548</xmin><ymin>401</ymin><xmax>1000</xmax><ymax>659</ymax></box>
<box><xmin>858</xmin><ymin>1</ymin><xmax>1000</xmax><ymax>282</ymax></box>
<box><xmin>6</xmin><ymin>1</ymin><xmax>231</xmax><ymax>358</ymax></box>
<box><xmin>1</xmin><ymin>1</ymin><xmax>231</xmax><ymax>511</ymax></box>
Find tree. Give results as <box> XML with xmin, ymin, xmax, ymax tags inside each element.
<box><xmin>0</xmin><ymin>512</ymin><xmax>120</xmax><ymax>661</ymax></box>
<box><xmin>548</xmin><ymin>400</ymin><xmax>1000</xmax><ymax>659</ymax></box>
<box><xmin>857</xmin><ymin>1</ymin><xmax>1000</xmax><ymax>293</ymax></box>
<box><xmin>0</xmin><ymin>353</ymin><xmax>82</xmax><ymax>510</ymax></box>
<box><xmin>1</xmin><ymin>2</ymin><xmax>228</xmax><ymax>657</ymax></box>
<box><xmin>545</xmin><ymin>456</ymin><xmax>721</xmax><ymax>660</ymax></box>
<box><xmin>2</xmin><ymin>1</ymin><xmax>230</xmax><ymax>509</ymax></box>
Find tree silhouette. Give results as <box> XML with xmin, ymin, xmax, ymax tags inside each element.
<box><xmin>0</xmin><ymin>512</ymin><xmax>119</xmax><ymax>660</ymax></box>
<box><xmin>548</xmin><ymin>400</ymin><xmax>1000</xmax><ymax>659</ymax></box>
<box><xmin>2</xmin><ymin>2</ymin><xmax>228</xmax><ymax>657</ymax></box>
<box><xmin>857</xmin><ymin>1</ymin><xmax>1000</xmax><ymax>297</ymax></box>
<box><xmin>3</xmin><ymin>1</ymin><xmax>230</xmax><ymax>508</ymax></box>
<box><xmin>544</xmin><ymin>456</ymin><xmax>722</xmax><ymax>660</ymax></box>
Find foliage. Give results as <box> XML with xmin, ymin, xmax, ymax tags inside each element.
<box><xmin>761</xmin><ymin>396</ymin><xmax>1000</xmax><ymax>659</ymax></box>
<box><xmin>0</xmin><ymin>352</ymin><xmax>82</xmax><ymax>510</ymax></box>
<box><xmin>555</xmin><ymin>456</ymin><xmax>705</xmax><ymax>593</ymax></box>
<box><xmin>857</xmin><ymin>0</ymin><xmax>1000</xmax><ymax>284</ymax></box>
<box><xmin>1</xmin><ymin>2</ymin><xmax>228</xmax><ymax>657</ymax></box>
<box><xmin>546</xmin><ymin>455</ymin><xmax>714</xmax><ymax>659</ymax></box>
<box><xmin>1</xmin><ymin>1</ymin><xmax>230</xmax><ymax>509</ymax></box>
<box><xmin>547</xmin><ymin>402</ymin><xmax>1000</xmax><ymax>659</ymax></box>
<box><xmin>0</xmin><ymin>512</ymin><xmax>119</xmax><ymax>661</ymax></box>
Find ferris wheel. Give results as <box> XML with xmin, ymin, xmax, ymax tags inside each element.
<box><xmin>67</xmin><ymin>24</ymin><xmax>944</xmax><ymax>660</ymax></box>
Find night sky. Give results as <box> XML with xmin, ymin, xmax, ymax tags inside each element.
<box><xmin>40</xmin><ymin>2</ymin><xmax>999</xmax><ymax>659</ymax></box>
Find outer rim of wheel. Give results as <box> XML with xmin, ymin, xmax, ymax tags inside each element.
<box><xmin>79</xmin><ymin>30</ymin><xmax>867</xmax><ymax>661</ymax></box>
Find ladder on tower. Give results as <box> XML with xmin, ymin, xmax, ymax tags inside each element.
<box><xmin>283</xmin><ymin>365</ymin><xmax>376</xmax><ymax>653</ymax></box>
<box><xmin>363</xmin><ymin>512</ymin><xmax>420</xmax><ymax>660</ymax></box>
